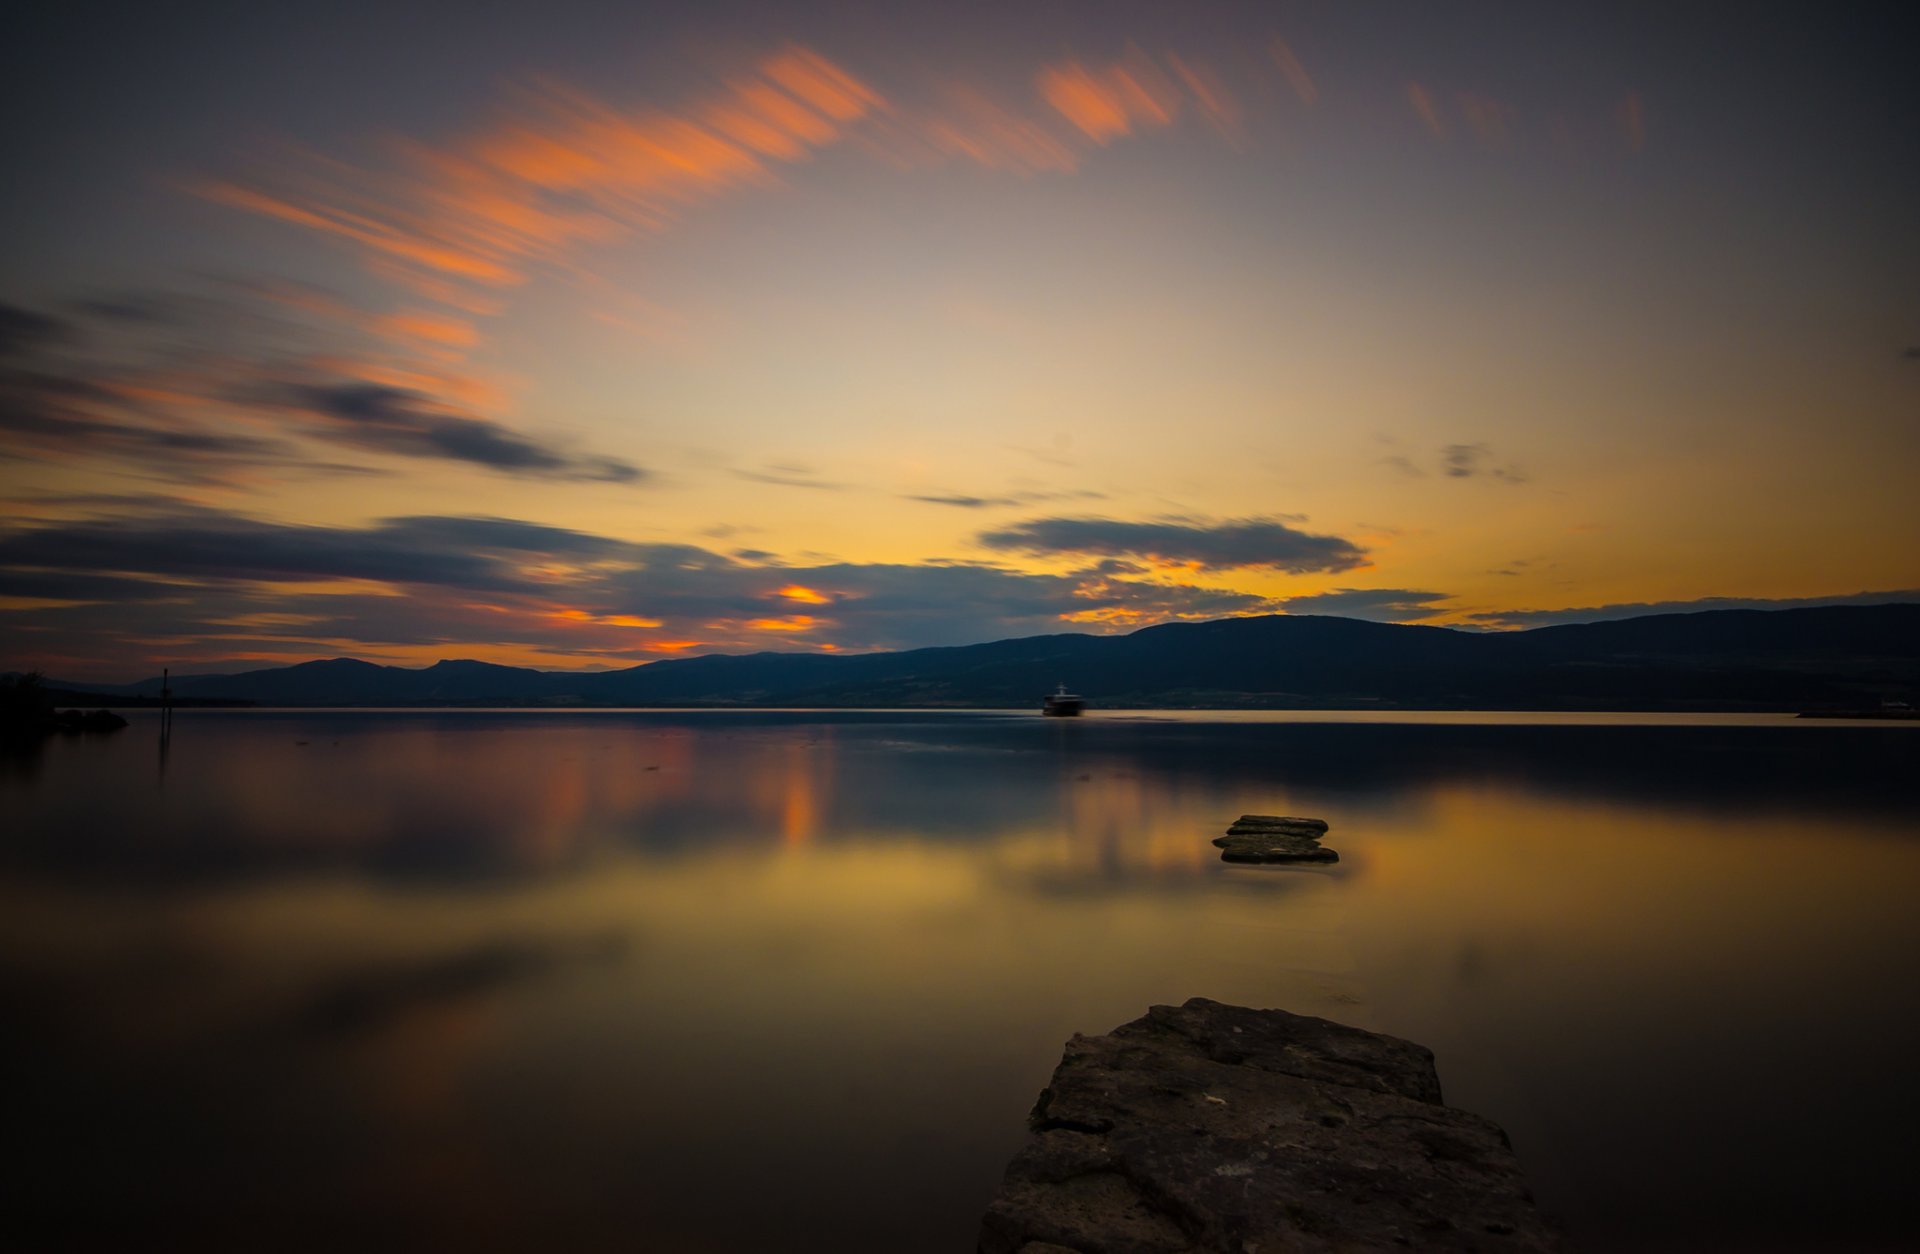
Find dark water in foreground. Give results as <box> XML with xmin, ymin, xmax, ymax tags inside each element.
<box><xmin>4</xmin><ymin>710</ymin><xmax>1917</xmax><ymax>1252</ymax></box>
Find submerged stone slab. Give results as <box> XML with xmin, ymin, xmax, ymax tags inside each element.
<box><xmin>1212</xmin><ymin>833</ymin><xmax>1339</xmax><ymax>864</ymax></box>
<box><xmin>979</xmin><ymin>998</ymin><xmax>1565</xmax><ymax>1254</ymax></box>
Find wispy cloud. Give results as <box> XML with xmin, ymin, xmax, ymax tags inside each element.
<box><xmin>732</xmin><ymin>462</ymin><xmax>849</xmax><ymax>491</ymax></box>
<box><xmin>904</xmin><ymin>488</ymin><xmax>1104</xmax><ymax>509</ymax></box>
<box><xmin>1440</xmin><ymin>443</ymin><xmax>1529</xmax><ymax>483</ymax></box>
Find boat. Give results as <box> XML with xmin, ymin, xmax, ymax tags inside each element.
<box><xmin>1042</xmin><ymin>683</ymin><xmax>1086</xmax><ymax>717</ymax></box>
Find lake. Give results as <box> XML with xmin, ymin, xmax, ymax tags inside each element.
<box><xmin>4</xmin><ymin>710</ymin><xmax>1916</xmax><ymax>1251</ymax></box>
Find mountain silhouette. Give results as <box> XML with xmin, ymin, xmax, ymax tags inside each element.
<box><xmin>54</xmin><ymin>604</ymin><xmax>1920</xmax><ymax>710</ymax></box>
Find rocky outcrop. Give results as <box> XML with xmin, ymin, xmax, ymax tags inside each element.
<box><xmin>1213</xmin><ymin>815</ymin><xmax>1337</xmax><ymax>864</ymax></box>
<box><xmin>979</xmin><ymin>998</ymin><xmax>1565</xmax><ymax>1253</ymax></box>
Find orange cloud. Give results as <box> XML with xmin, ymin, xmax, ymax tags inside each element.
<box><xmin>204</xmin><ymin>45</ymin><xmax>885</xmax><ymax>326</ymax></box>
<box><xmin>378</xmin><ymin>310</ymin><xmax>482</xmax><ymax>350</ymax></box>
<box><xmin>553</xmin><ymin>609</ymin><xmax>664</xmax><ymax>628</ymax></box>
<box><xmin>745</xmin><ymin>615</ymin><xmax>819</xmax><ymax>632</ymax></box>
<box><xmin>1058</xmin><ymin>606</ymin><xmax>1151</xmax><ymax>626</ymax></box>
<box><xmin>1037</xmin><ymin>51</ymin><xmax>1180</xmax><ymax>144</ymax></box>
<box><xmin>195</xmin><ymin>181</ymin><xmax>521</xmax><ymax>285</ymax></box>
<box><xmin>776</xmin><ymin>584</ymin><xmax>832</xmax><ymax>604</ymax></box>
<box><xmin>761</xmin><ymin>47</ymin><xmax>888</xmax><ymax>121</ymax></box>
<box><xmin>914</xmin><ymin>86</ymin><xmax>1082</xmax><ymax>174</ymax></box>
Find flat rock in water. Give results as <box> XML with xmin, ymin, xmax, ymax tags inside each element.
<box><xmin>1212</xmin><ymin>833</ymin><xmax>1338</xmax><ymax>864</ymax></box>
<box><xmin>1227</xmin><ymin>814</ymin><xmax>1329</xmax><ymax>836</ymax></box>
<box><xmin>979</xmin><ymin>999</ymin><xmax>1565</xmax><ymax>1253</ymax></box>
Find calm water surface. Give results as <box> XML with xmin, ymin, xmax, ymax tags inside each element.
<box><xmin>5</xmin><ymin>710</ymin><xmax>1917</xmax><ymax>1251</ymax></box>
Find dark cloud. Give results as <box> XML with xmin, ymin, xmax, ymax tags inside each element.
<box><xmin>1379</xmin><ymin>443</ymin><xmax>1529</xmax><ymax>482</ymax></box>
<box><xmin>1279</xmin><ymin>588</ymin><xmax>1454</xmax><ymax>622</ymax></box>
<box><xmin>0</xmin><ymin>506</ymin><xmax>608</xmax><ymax>594</ymax></box>
<box><xmin>0</xmin><ymin>304</ymin><xmax>73</xmax><ymax>358</ymax></box>
<box><xmin>0</xmin><ymin>568</ymin><xmax>193</xmax><ymax>603</ymax></box>
<box><xmin>1440</xmin><ymin>443</ymin><xmax>1529</xmax><ymax>483</ymax></box>
<box><xmin>1081</xmin><ymin>558</ymin><xmax>1148</xmax><ymax>577</ymax></box>
<box><xmin>1470</xmin><ymin>590</ymin><xmax>1920</xmax><ymax>629</ymax></box>
<box><xmin>291</xmin><ymin>384</ymin><xmax>645</xmax><ymax>482</ymax></box>
<box><xmin>1440</xmin><ymin>443</ymin><xmax>1529</xmax><ymax>482</ymax></box>
<box><xmin>0</xmin><ymin>366</ymin><xmax>315</xmax><ymax>483</ymax></box>
<box><xmin>0</xmin><ymin>294</ymin><xmax>647</xmax><ymax>487</ymax></box>
<box><xmin>0</xmin><ymin>502</ymin><xmax>1278</xmax><ymax>673</ymax></box>
<box><xmin>978</xmin><ymin>515</ymin><xmax>1368</xmax><ymax>573</ymax></box>
<box><xmin>70</xmin><ymin>295</ymin><xmax>179</xmax><ymax>325</ymax></box>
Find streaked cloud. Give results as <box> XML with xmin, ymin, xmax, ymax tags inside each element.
<box><xmin>0</xmin><ymin>293</ymin><xmax>641</xmax><ymax>486</ymax></box>
<box><xmin>200</xmin><ymin>46</ymin><xmax>888</xmax><ymax>312</ymax></box>
<box><xmin>978</xmin><ymin>515</ymin><xmax>1368</xmax><ymax>573</ymax></box>
<box><xmin>286</xmin><ymin>383</ymin><xmax>643</xmax><ymax>481</ymax></box>
<box><xmin>901</xmin><ymin>84</ymin><xmax>1083</xmax><ymax>174</ymax></box>
<box><xmin>1038</xmin><ymin>50</ymin><xmax>1181</xmax><ymax>144</ymax></box>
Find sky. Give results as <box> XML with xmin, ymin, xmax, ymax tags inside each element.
<box><xmin>2</xmin><ymin>0</ymin><xmax>1916</xmax><ymax>680</ymax></box>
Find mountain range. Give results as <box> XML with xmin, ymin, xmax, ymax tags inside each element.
<box><xmin>44</xmin><ymin>604</ymin><xmax>1920</xmax><ymax>710</ymax></box>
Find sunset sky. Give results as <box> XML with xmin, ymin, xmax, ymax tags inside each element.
<box><xmin>2</xmin><ymin>1</ymin><xmax>1915</xmax><ymax>679</ymax></box>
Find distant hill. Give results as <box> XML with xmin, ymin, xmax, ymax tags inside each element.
<box><xmin>55</xmin><ymin>604</ymin><xmax>1920</xmax><ymax>711</ymax></box>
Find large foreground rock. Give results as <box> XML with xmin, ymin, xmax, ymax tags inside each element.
<box><xmin>979</xmin><ymin>999</ymin><xmax>1565</xmax><ymax>1253</ymax></box>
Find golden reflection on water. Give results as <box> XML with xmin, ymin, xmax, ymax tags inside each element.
<box><xmin>4</xmin><ymin>711</ymin><xmax>1917</xmax><ymax>1251</ymax></box>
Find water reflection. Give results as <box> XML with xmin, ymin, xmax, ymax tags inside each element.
<box><xmin>3</xmin><ymin>711</ymin><xmax>1916</xmax><ymax>1251</ymax></box>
